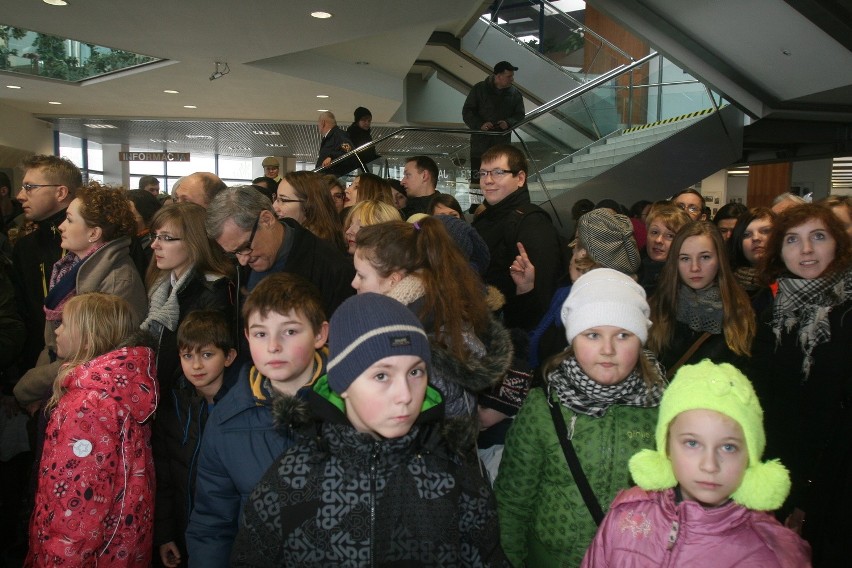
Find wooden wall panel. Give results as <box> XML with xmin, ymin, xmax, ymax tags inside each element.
<box><xmin>747</xmin><ymin>162</ymin><xmax>792</xmax><ymax>207</ymax></box>
<box><xmin>584</xmin><ymin>7</ymin><xmax>651</xmax><ymax>125</ymax></box>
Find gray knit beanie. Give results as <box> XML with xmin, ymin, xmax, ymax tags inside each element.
<box><xmin>327</xmin><ymin>293</ymin><xmax>431</xmax><ymax>393</ymax></box>
<box><xmin>577</xmin><ymin>208</ymin><xmax>641</xmax><ymax>275</ymax></box>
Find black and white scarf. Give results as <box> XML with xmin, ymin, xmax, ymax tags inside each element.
<box><xmin>772</xmin><ymin>268</ymin><xmax>852</xmax><ymax>379</ymax></box>
<box><xmin>676</xmin><ymin>284</ymin><xmax>723</xmax><ymax>334</ymax></box>
<box><xmin>546</xmin><ymin>351</ymin><xmax>665</xmax><ymax>418</ymax></box>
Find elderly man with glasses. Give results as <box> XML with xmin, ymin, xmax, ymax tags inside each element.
<box><xmin>206</xmin><ymin>186</ymin><xmax>353</xmax><ymax>317</ymax></box>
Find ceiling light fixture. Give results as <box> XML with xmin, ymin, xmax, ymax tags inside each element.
<box><xmin>317</xmin><ymin>109</ymin><xmax>328</xmax><ymax>112</ymax></box>
<box><xmin>316</xmin><ymin>95</ymin><xmax>329</xmax><ymax>98</ymax></box>
<box><xmin>84</xmin><ymin>124</ymin><xmax>118</xmax><ymax>129</ymax></box>
<box><xmin>209</xmin><ymin>61</ymin><xmax>230</xmax><ymax>81</ymax></box>
<box><xmin>163</xmin><ymin>89</ymin><xmax>179</xmax><ymax>94</ymax></box>
<box><xmin>252</xmin><ymin>130</ymin><xmax>280</xmax><ymax>136</ymax></box>
<box><xmin>43</xmin><ymin>0</ymin><xmax>68</xmax><ymax>6</ymax></box>
<box><xmin>311</xmin><ymin>11</ymin><xmax>332</xmax><ymax>19</ymax></box>
<box><xmin>48</xmin><ymin>101</ymin><xmax>62</xmax><ymax>105</ymax></box>
<box><xmin>186</xmin><ymin>134</ymin><xmax>213</xmax><ymax>139</ymax></box>
<box><xmin>183</xmin><ymin>105</ymin><xmax>197</xmax><ymax>109</ymax></box>
<box><xmin>6</xmin><ymin>85</ymin><xmax>21</xmax><ymax>89</ymax></box>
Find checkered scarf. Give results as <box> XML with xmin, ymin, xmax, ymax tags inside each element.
<box><xmin>546</xmin><ymin>350</ymin><xmax>664</xmax><ymax>418</ymax></box>
<box><xmin>772</xmin><ymin>268</ymin><xmax>852</xmax><ymax>379</ymax></box>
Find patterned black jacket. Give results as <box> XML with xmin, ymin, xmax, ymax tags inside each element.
<box><xmin>231</xmin><ymin>376</ymin><xmax>508</xmax><ymax>567</ymax></box>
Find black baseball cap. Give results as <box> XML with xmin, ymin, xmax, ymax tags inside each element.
<box><xmin>493</xmin><ymin>61</ymin><xmax>518</xmax><ymax>74</ymax></box>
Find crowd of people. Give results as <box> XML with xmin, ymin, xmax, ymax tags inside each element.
<box><xmin>0</xmin><ymin>145</ymin><xmax>850</xmax><ymax>567</ymax></box>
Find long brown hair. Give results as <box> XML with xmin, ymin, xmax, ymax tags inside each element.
<box><xmin>355</xmin><ymin>173</ymin><xmax>395</xmax><ymax>206</ymax></box>
<box><xmin>355</xmin><ymin>217</ymin><xmax>490</xmax><ymax>361</ymax></box>
<box><xmin>145</xmin><ymin>202</ymin><xmax>234</xmax><ymax>290</ymax></box>
<box><xmin>649</xmin><ymin>221</ymin><xmax>755</xmax><ymax>356</ymax></box>
<box><xmin>284</xmin><ymin>171</ymin><xmax>346</xmax><ymax>251</ymax></box>
<box><xmin>47</xmin><ymin>293</ymin><xmax>136</xmax><ymax>411</ymax></box>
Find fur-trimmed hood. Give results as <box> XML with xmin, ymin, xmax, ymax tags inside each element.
<box><xmin>272</xmin><ymin>376</ymin><xmax>481</xmax><ymax>458</ymax></box>
<box><xmin>428</xmin><ymin>315</ymin><xmax>514</xmax><ymax>398</ymax></box>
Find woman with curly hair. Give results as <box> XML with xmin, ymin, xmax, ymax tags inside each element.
<box><xmin>749</xmin><ymin>203</ymin><xmax>852</xmax><ymax>563</ymax></box>
<box><xmin>647</xmin><ymin>220</ymin><xmax>755</xmax><ymax>373</ymax></box>
<box><xmin>352</xmin><ymin>217</ymin><xmax>512</xmax><ymax>419</ymax></box>
<box><xmin>273</xmin><ymin>171</ymin><xmax>346</xmax><ymax>251</ymax></box>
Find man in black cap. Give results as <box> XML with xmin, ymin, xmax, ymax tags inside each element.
<box><xmin>346</xmin><ymin>107</ymin><xmax>380</xmax><ymax>169</ymax></box>
<box><xmin>462</xmin><ymin>61</ymin><xmax>525</xmax><ymax>195</ymax></box>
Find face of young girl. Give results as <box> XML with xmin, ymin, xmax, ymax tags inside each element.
<box><xmin>677</xmin><ymin>235</ymin><xmax>719</xmax><ymax>291</ymax></box>
<box><xmin>781</xmin><ymin>218</ymin><xmax>836</xmax><ymax>279</ymax></box>
<box><xmin>351</xmin><ymin>251</ymin><xmax>400</xmax><ymax>295</ymax></box>
<box><xmin>572</xmin><ymin>326</ymin><xmax>641</xmax><ymax>385</ymax></box>
<box><xmin>742</xmin><ymin>218</ymin><xmax>772</xmax><ymax>265</ymax></box>
<box><xmin>55</xmin><ymin>320</ymin><xmax>81</xmax><ymax>360</ymax></box>
<box><xmin>667</xmin><ymin>409</ymin><xmax>748</xmax><ymax>507</ymax></box>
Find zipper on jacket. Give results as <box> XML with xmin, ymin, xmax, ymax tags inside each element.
<box><xmin>369</xmin><ymin>442</ymin><xmax>380</xmax><ymax>568</ymax></box>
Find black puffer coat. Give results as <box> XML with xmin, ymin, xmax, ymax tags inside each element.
<box><xmin>231</xmin><ymin>377</ymin><xmax>508</xmax><ymax>567</ymax></box>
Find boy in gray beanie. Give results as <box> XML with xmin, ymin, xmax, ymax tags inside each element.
<box><xmin>231</xmin><ymin>293</ymin><xmax>507</xmax><ymax>567</ymax></box>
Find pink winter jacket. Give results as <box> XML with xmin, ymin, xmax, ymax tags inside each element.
<box><xmin>582</xmin><ymin>487</ymin><xmax>811</xmax><ymax>568</ymax></box>
<box><xmin>26</xmin><ymin>346</ymin><xmax>158</xmax><ymax>567</ymax></box>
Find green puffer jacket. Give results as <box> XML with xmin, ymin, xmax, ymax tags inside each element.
<box><xmin>495</xmin><ymin>387</ymin><xmax>658</xmax><ymax>567</ymax></box>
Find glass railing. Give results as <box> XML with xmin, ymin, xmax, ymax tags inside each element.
<box><xmin>319</xmin><ymin>53</ymin><xmax>726</xmax><ymax>214</ymax></box>
<box><xmin>481</xmin><ymin>0</ymin><xmax>635</xmax><ymax>79</ymax></box>
<box><xmin>0</xmin><ymin>24</ymin><xmax>160</xmax><ymax>82</ymax></box>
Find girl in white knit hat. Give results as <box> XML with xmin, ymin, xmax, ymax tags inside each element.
<box><xmin>495</xmin><ymin>268</ymin><xmax>666</xmax><ymax>567</ymax></box>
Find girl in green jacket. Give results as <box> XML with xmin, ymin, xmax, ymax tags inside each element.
<box><xmin>495</xmin><ymin>268</ymin><xmax>666</xmax><ymax>567</ymax></box>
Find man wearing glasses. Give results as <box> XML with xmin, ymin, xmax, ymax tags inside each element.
<box><xmin>12</xmin><ymin>155</ymin><xmax>80</xmax><ymax>370</ymax></box>
<box><xmin>206</xmin><ymin>186</ymin><xmax>354</xmax><ymax>317</ymax></box>
<box><xmin>672</xmin><ymin>188</ymin><xmax>706</xmax><ymax>221</ymax></box>
<box><xmin>472</xmin><ymin>144</ymin><xmax>564</xmax><ymax>329</ymax></box>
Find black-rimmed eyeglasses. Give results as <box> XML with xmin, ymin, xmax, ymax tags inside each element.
<box><xmin>225</xmin><ymin>216</ymin><xmax>260</xmax><ymax>259</ymax></box>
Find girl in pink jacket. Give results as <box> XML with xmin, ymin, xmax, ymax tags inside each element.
<box><xmin>583</xmin><ymin>360</ymin><xmax>811</xmax><ymax>567</ymax></box>
<box><xmin>26</xmin><ymin>293</ymin><xmax>158</xmax><ymax>567</ymax></box>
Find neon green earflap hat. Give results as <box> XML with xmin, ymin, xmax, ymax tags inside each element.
<box><xmin>629</xmin><ymin>359</ymin><xmax>790</xmax><ymax>511</ymax></box>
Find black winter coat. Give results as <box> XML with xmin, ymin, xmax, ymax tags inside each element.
<box><xmin>472</xmin><ymin>188</ymin><xmax>564</xmax><ymax>329</ymax></box>
<box><xmin>152</xmin><ymin>272</ymin><xmax>235</xmax><ymax>393</ymax></box>
<box><xmin>231</xmin><ymin>377</ymin><xmax>508</xmax><ymax>567</ymax></box>
<box><xmin>10</xmin><ymin>208</ymin><xmax>65</xmax><ymax>368</ymax></box>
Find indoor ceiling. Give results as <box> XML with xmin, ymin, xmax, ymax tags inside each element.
<box><xmin>0</xmin><ymin>0</ymin><xmax>488</xmax><ymax>157</ymax></box>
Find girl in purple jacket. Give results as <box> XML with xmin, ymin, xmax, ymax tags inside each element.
<box><xmin>583</xmin><ymin>360</ymin><xmax>811</xmax><ymax>567</ymax></box>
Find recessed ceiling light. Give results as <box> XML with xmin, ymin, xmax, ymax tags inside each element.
<box><xmin>48</xmin><ymin>101</ymin><xmax>62</xmax><ymax>105</ymax></box>
<box><xmin>43</xmin><ymin>0</ymin><xmax>68</xmax><ymax>6</ymax></box>
<box><xmin>150</xmin><ymin>139</ymin><xmax>178</xmax><ymax>143</ymax></box>
<box><xmin>6</xmin><ymin>85</ymin><xmax>21</xmax><ymax>89</ymax></box>
<box><xmin>317</xmin><ymin>109</ymin><xmax>328</xmax><ymax>112</ymax></box>
<box><xmin>163</xmin><ymin>89</ymin><xmax>179</xmax><ymax>94</ymax></box>
<box><xmin>186</xmin><ymin>134</ymin><xmax>213</xmax><ymax>139</ymax></box>
<box><xmin>227</xmin><ymin>146</ymin><xmax>251</xmax><ymax>151</ymax></box>
<box><xmin>265</xmin><ymin>143</ymin><xmax>287</xmax><ymax>148</ymax></box>
<box><xmin>316</xmin><ymin>94</ymin><xmax>329</xmax><ymax>98</ymax></box>
<box><xmin>84</xmin><ymin>124</ymin><xmax>118</xmax><ymax>129</ymax></box>
<box><xmin>311</xmin><ymin>11</ymin><xmax>332</xmax><ymax>19</ymax></box>
<box><xmin>183</xmin><ymin>105</ymin><xmax>197</xmax><ymax>109</ymax></box>
<box><xmin>252</xmin><ymin>130</ymin><xmax>280</xmax><ymax>136</ymax></box>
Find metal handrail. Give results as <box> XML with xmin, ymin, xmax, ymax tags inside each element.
<box><xmin>318</xmin><ymin>51</ymin><xmax>659</xmax><ymax>174</ymax></box>
<box><xmin>538</xmin><ymin>0</ymin><xmax>634</xmax><ymax>62</ymax></box>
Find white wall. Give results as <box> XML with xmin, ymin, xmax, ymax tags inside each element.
<box><xmin>0</xmin><ymin>103</ymin><xmax>54</xmax><ymax>187</ymax></box>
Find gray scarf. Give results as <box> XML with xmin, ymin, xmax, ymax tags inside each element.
<box><xmin>546</xmin><ymin>350</ymin><xmax>665</xmax><ymax>418</ymax></box>
<box><xmin>141</xmin><ymin>268</ymin><xmax>195</xmax><ymax>337</ymax></box>
<box><xmin>676</xmin><ymin>284</ymin><xmax>723</xmax><ymax>334</ymax></box>
<box><xmin>772</xmin><ymin>268</ymin><xmax>852</xmax><ymax>379</ymax></box>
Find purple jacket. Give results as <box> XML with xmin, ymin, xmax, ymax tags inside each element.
<box><xmin>582</xmin><ymin>487</ymin><xmax>811</xmax><ymax>568</ymax></box>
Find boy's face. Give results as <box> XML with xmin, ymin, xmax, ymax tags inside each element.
<box><xmin>667</xmin><ymin>409</ymin><xmax>749</xmax><ymax>507</ymax></box>
<box><xmin>246</xmin><ymin>309</ymin><xmax>328</xmax><ymax>395</ymax></box>
<box><xmin>341</xmin><ymin>355</ymin><xmax>427</xmax><ymax>439</ymax></box>
<box><xmin>180</xmin><ymin>344</ymin><xmax>236</xmax><ymax>392</ymax></box>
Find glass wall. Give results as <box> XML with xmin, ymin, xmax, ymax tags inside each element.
<box><xmin>55</xmin><ymin>134</ymin><xmax>255</xmax><ymax>192</ymax></box>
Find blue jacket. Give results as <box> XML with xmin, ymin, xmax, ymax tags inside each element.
<box><xmin>185</xmin><ymin>352</ymin><xmax>326</xmax><ymax>568</ymax></box>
